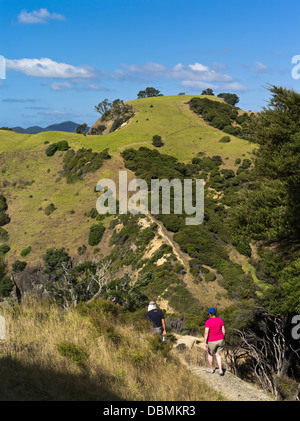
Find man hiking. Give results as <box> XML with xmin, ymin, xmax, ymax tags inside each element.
<box><xmin>204</xmin><ymin>307</ymin><xmax>225</xmax><ymax>376</ymax></box>
<box><xmin>144</xmin><ymin>301</ymin><xmax>166</xmax><ymax>339</ymax></box>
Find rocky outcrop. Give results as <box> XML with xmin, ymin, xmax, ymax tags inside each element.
<box><xmin>12</xmin><ymin>265</ymin><xmax>51</xmax><ymax>300</ymax></box>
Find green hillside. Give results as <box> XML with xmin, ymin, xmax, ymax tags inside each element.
<box><xmin>0</xmin><ymin>94</ymin><xmax>254</xmax><ymax>269</ymax></box>
<box><xmin>1</xmin><ymin>88</ymin><xmax>300</xmax><ymax>401</ymax></box>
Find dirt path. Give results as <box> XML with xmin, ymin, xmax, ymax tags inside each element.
<box><xmin>187</xmin><ymin>364</ymin><xmax>274</xmax><ymax>401</ymax></box>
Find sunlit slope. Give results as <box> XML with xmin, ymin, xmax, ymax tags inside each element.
<box><xmin>0</xmin><ymin>95</ymin><xmax>253</xmax><ymax>165</ymax></box>
<box><xmin>85</xmin><ymin>94</ymin><xmax>254</xmax><ymax>166</ymax></box>
<box><xmin>0</xmin><ymin>94</ymin><xmax>254</xmax><ymax>267</ymax></box>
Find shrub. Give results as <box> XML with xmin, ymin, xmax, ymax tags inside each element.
<box><xmin>0</xmin><ymin>228</ymin><xmax>9</xmax><ymax>242</ymax></box>
<box><xmin>0</xmin><ymin>211</ymin><xmax>10</xmax><ymax>226</ymax></box>
<box><xmin>44</xmin><ymin>203</ymin><xmax>56</xmax><ymax>216</ymax></box>
<box><xmin>0</xmin><ymin>244</ymin><xmax>10</xmax><ymax>254</ymax></box>
<box><xmin>46</xmin><ymin>141</ymin><xmax>69</xmax><ymax>156</ymax></box>
<box><xmin>205</xmin><ymin>272</ymin><xmax>216</xmax><ymax>282</ymax></box>
<box><xmin>20</xmin><ymin>246</ymin><xmax>31</xmax><ymax>257</ymax></box>
<box><xmin>236</xmin><ymin>240</ymin><xmax>252</xmax><ymax>257</ymax></box>
<box><xmin>0</xmin><ymin>194</ymin><xmax>8</xmax><ymax>212</ymax></box>
<box><xmin>56</xmin><ymin>140</ymin><xmax>69</xmax><ymax>151</ymax></box>
<box><xmin>219</xmin><ymin>136</ymin><xmax>231</xmax><ymax>143</ymax></box>
<box><xmin>57</xmin><ymin>342</ymin><xmax>89</xmax><ymax>368</ymax></box>
<box><xmin>0</xmin><ymin>274</ymin><xmax>13</xmax><ymax>297</ymax></box>
<box><xmin>78</xmin><ymin>245</ymin><xmax>87</xmax><ymax>255</ymax></box>
<box><xmin>45</xmin><ymin>143</ymin><xmax>58</xmax><ymax>156</ymax></box>
<box><xmin>12</xmin><ymin>260</ymin><xmax>27</xmax><ymax>272</ymax></box>
<box><xmin>43</xmin><ymin>248</ymin><xmax>71</xmax><ymax>274</ymax></box>
<box><xmin>89</xmin><ymin>125</ymin><xmax>106</xmax><ymax>135</ymax></box>
<box><xmin>152</xmin><ymin>135</ymin><xmax>164</xmax><ymax>147</ymax></box>
<box><xmin>88</xmin><ymin>224</ymin><xmax>105</xmax><ymax>246</ymax></box>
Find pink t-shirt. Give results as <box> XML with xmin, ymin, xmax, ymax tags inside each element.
<box><xmin>205</xmin><ymin>317</ymin><xmax>225</xmax><ymax>342</ymax></box>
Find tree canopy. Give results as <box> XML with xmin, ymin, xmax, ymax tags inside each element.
<box><xmin>137</xmin><ymin>87</ymin><xmax>163</xmax><ymax>98</ymax></box>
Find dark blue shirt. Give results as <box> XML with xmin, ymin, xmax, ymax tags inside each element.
<box><xmin>145</xmin><ymin>309</ymin><xmax>165</xmax><ymax>328</ymax></box>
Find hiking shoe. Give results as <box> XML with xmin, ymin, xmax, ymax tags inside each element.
<box><xmin>219</xmin><ymin>371</ymin><xmax>224</xmax><ymax>376</ymax></box>
<box><xmin>206</xmin><ymin>369</ymin><xmax>215</xmax><ymax>374</ymax></box>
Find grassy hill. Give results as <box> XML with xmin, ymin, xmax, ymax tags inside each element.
<box><xmin>0</xmin><ymin>94</ymin><xmax>254</xmax><ymax>267</ymax></box>
<box><xmin>1</xmin><ymin>88</ymin><xmax>299</xmax><ymax>402</ymax></box>
<box><xmin>0</xmin><ymin>94</ymin><xmax>258</xmax><ymax>321</ymax></box>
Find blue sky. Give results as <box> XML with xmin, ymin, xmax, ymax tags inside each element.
<box><xmin>1</xmin><ymin>0</ymin><xmax>299</xmax><ymax>128</ymax></box>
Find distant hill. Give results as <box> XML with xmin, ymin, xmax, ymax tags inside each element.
<box><xmin>11</xmin><ymin>121</ymin><xmax>90</xmax><ymax>134</ymax></box>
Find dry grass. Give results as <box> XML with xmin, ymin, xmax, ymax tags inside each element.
<box><xmin>0</xmin><ymin>298</ymin><xmax>225</xmax><ymax>401</ymax></box>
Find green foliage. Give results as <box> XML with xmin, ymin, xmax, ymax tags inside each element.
<box><xmin>45</xmin><ymin>143</ymin><xmax>58</xmax><ymax>156</ymax></box>
<box><xmin>0</xmin><ymin>228</ymin><xmax>9</xmax><ymax>242</ymax></box>
<box><xmin>0</xmin><ymin>209</ymin><xmax>10</xmax><ymax>227</ymax></box>
<box><xmin>76</xmin><ymin>123</ymin><xmax>87</xmax><ymax>134</ymax></box>
<box><xmin>46</xmin><ymin>140</ymin><xmax>69</xmax><ymax>156</ymax></box>
<box><xmin>62</xmin><ymin>147</ymin><xmax>110</xmax><ymax>183</ymax></box>
<box><xmin>109</xmin><ymin>117</ymin><xmax>125</xmax><ymax>133</ymax></box>
<box><xmin>88</xmin><ymin>224</ymin><xmax>105</xmax><ymax>246</ymax></box>
<box><xmin>189</xmin><ymin>97</ymin><xmax>246</xmax><ymax>137</ymax></box>
<box><xmin>0</xmin><ymin>194</ymin><xmax>8</xmax><ymax>212</ymax></box>
<box><xmin>201</xmin><ymin>88</ymin><xmax>214</xmax><ymax>96</ymax></box>
<box><xmin>57</xmin><ymin>342</ymin><xmax>89</xmax><ymax>368</ymax></box>
<box><xmin>219</xmin><ymin>135</ymin><xmax>231</xmax><ymax>143</ymax></box>
<box><xmin>94</xmin><ymin>99</ymin><xmax>112</xmax><ymax>116</ymax></box>
<box><xmin>0</xmin><ymin>259</ymin><xmax>13</xmax><ymax>297</ymax></box>
<box><xmin>43</xmin><ymin>248</ymin><xmax>71</xmax><ymax>276</ymax></box>
<box><xmin>20</xmin><ymin>246</ymin><xmax>31</xmax><ymax>257</ymax></box>
<box><xmin>217</xmin><ymin>92</ymin><xmax>240</xmax><ymax>106</ymax></box>
<box><xmin>137</xmin><ymin>87</ymin><xmax>163</xmax><ymax>98</ymax></box>
<box><xmin>89</xmin><ymin>124</ymin><xmax>106</xmax><ymax>135</ymax></box>
<box><xmin>44</xmin><ymin>203</ymin><xmax>56</xmax><ymax>216</ymax></box>
<box><xmin>204</xmin><ymin>272</ymin><xmax>216</xmax><ymax>282</ymax></box>
<box><xmin>12</xmin><ymin>260</ymin><xmax>27</xmax><ymax>272</ymax></box>
<box><xmin>236</xmin><ymin>240</ymin><xmax>251</xmax><ymax>257</ymax></box>
<box><xmin>152</xmin><ymin>135</ymin><xmax>164</xmax><ymax>147</ymax></box>
<box><xmin>0</xmin><ymin>244</ymin><xmax>10</xmax><ymax>254</ymax></box>
<box><xmin>56</xmin><ymin>140</ymin><xmax>69</xmax><ymax>151</ymax></box>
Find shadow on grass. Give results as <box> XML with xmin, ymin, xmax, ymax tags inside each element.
<box><xmin>0</xmin><ymin>355</ymin><xmax>123</xmax><ymax>401</ymax></box>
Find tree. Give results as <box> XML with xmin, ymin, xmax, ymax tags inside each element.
<box><xmin>137</xmin><ymin>87</ymin><xmax>163</xmax><ymax>98</ymax></box>
<box><xmin>94</xmin><ymin>99</ymin><xmax>112</xmax><ymax>116</ymax></box>
<box><xmin>226</xmin><ymin>85</ymin><xmax>300</xmax><ymax>397</ymax></box>
<box><xmin>44</xmin><ymin>252</ymin><xmax>112</xmax><ymax>310</ymax></box>
<box><xmin>217</xmin><ymin>93</ymin><xmax>240</xmax><ymax>106</ymax></box>
<box><xmin>234</xmin><ymin>309</ymin><xmax>300</xmax><ymax>399</ymax></box>
<box><xmin>76</xmin><ymin>123</ymin><xmax>87</xmax><ymax>134</ymax></box>
<box><xmin>88</xmin><ymin>224</ymin><xmax>105</xmax><ymax>246</ymax></box>
<box><xmin>201</xmin><ymin>88</ymin><xmax>214</xmax><ymax>96</ymax></box>
<box><xmin>152</xmin><ymin>135</ymin><xmax>164</xmax><ymax>147</ymax></box>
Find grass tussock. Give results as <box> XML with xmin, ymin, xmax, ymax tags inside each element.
<box><xmin>0</xmin><ymin>298</ymin><xmax>225</xmax><ymax>401</ymax></box>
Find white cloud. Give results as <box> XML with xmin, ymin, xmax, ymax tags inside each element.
<box><xmin>18</xmin><ymin>8</ymin><xmax>65</xmax><ymax>24</ymax></box>
<box><xmin>113</xmin><ymin>62</ymin><xmax>234</xmax><ymax>84</ymax></box>
<box><xmin>221</xmin><ymin>82</ymin><xmax>249</xmax><ymax>92</ymax></box>
<box><xmin>49</xmin><ymin>81</ymin><xmax>73</xmax><ymax>91</ymax></box>
<box><xmin>111</xmin><ymin>61</ymin><xmax>247</xmax><ymax>93</ymax></box>
<box><xmin>244</xmin><ymin>61</ymin><xmax>269</xmax><ymax>74</ymax></box>
<box><xmin>2</xmin><ymin>98</ymin><xmax>37</xmax><ymax>103</ymax></box>
<box><xmin>181</xmin><ymin>80</ymin><xmax>218</xmax><ymax>90</ymax></box>
<box><xmin>44</xmin><ymin>81</ymin><xmax>109</xmax><ymax>92</ymax></box>
<box><xmin>6</xmin><ymin>58</ymin><xmax>96</xmax><ymax>79</ymax></box>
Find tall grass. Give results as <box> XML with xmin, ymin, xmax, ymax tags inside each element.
<box><xmin>0</xmin><ymin>298</ymin><xmax>225</xmax><ymax>401</ymax></box>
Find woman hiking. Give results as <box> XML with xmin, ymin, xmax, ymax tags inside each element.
<box><xmin>204</xmin><ymin>307</ymin><xmax>225</xmax><ymax>376</ymax></box>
